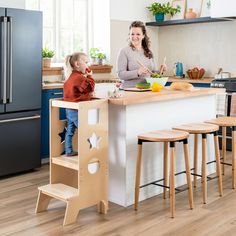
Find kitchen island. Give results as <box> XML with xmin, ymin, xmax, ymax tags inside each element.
<box><xmin>108</xmin><ymin>87</ymin><xmax>224</xmax><ymax>207</ymax></box>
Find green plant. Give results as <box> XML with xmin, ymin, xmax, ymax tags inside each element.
<box><xmin>89</xmin><ymin>48</ymin><xmax>99</xmax><ymax>59</ymax></box>
<box><xmin>42</xmin><ymin>47</ymin><xmax>55</xmax><ymax>58</ymax></box>
<box><xmin>147</xmin><ymin>2</ymin><xmax>180</xmax><ymax>16</ymax></box>
<box><xmin>96</xmin><ymin>52</ymin><xmax>106</xmax><ymax>60</ymax></box>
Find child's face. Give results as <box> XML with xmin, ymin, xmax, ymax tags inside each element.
<box><xmin>75</xmin><ymin>55</ymin><xmax>89</xmax><ymax>74</ymax></box>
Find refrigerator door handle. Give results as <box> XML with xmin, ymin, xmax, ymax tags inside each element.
<box><xmin>0</xmin><ymin>16</ymin><xmax>7</xmax><ymax>104</ymax></box>
<box><xmin>0</xmin><ymin>115</ymin><xmax>41</xmax><ymax>123</ymax></box>
<box><xmin>7</xmin><ymin>16</ymin><xmax>12</xmax><ymax>103</ymax></box>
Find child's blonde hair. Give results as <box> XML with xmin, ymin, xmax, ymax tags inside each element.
<box><xmin>64</xmin><ymin>52</ymin><xmax>87</xmax><ymax>80</ymax></box>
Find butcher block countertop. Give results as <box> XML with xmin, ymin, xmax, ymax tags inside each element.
<box><xmin>168</xmin><ymin>76</ymin><xmax>213</xmax><ymax>84</ymax></box>
<box><xmin>108</xmin><ymin>87</ymin><xmax>225</xmax><ymax>106</ymax></box>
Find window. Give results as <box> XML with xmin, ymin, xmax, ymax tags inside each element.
<box><xmin>25</xmin><ymin>0</ymin><xmax>89</xmax><ymax>62</ymax></box>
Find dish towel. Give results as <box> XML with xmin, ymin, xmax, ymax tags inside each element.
<box><xmin>230</xmin><ymin>93</ymin><xmax>236</xmax><ymax>117</ymax></box>
<box><xmin>216</xmin><ymin>93</ymin><xmax>227</xmax><ymax>117</ymax></box>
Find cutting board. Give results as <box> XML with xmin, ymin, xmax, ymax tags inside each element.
<box><xmin>124</xmin><ymin>88</ymin><xmax>151</xmax><ymax>92</ymax></box>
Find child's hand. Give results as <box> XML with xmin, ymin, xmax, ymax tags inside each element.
<box><xmin>85</xmin><ymin>67</ymin><xmax>93</xmax><ymax>77</ymax></box>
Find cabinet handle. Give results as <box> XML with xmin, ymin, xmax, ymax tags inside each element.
<box><xmin>52</xmin><ymin>92</ymin><xmax>63</xmax><ymax>95</ymax></box>
<box><xmin>0</xmin><ymin>115</ymin><xmax>41</xmax><ymax>123</ymax></box>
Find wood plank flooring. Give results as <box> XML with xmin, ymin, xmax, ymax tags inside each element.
<box><xmin>1</xmin><ymin>160</ymin><xmax>236</xmax><ymax>236</ymax></box>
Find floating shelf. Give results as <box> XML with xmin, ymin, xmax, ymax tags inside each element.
<box><xmin>146</xmin><ymin>17</ymin><xmax>235</xmax><ymax>27</ymax></box>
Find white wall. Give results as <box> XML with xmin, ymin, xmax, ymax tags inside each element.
<box><xmin>0</xmin><ymin>0</ymin><xmax>25</xmax><ymax>9</ymax></box>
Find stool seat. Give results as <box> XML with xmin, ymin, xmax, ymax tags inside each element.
<box><xmin>173</xmin><ymin>123</ymin><xmax>219</xmax><ymax>134</ymax></box>
<box><xmin>138</xmin><ymin>130</ymin><xmax>189</xmax><ymax>142</ymax></box>
<box><xmin>205</xmin><ymin>116</ymin><xmax>236</xmax><ymax>127</ymax></box>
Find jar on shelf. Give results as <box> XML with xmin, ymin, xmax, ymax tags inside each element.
<box><xmin>185</xmin><ymin>8</ymin><xmax>197</xmax><ymax>19</ymax></box>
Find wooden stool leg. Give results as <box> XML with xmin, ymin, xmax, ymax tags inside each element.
<box><xmin>163</xmin><ymin>142</ymin><xmax>168</xmax><ymax>199</ymax></box>
<box><xmin>134</xmin><ymin>140</ymin><xmax>143</xmax><ymax>210</ymax></box>
<box><xmin>202</xmin><ymin>134</ymin><xmax>207</xmax><ymax>204</ymax></box>
<box><xmin>214</xmin><ymin>133</ymin><xmax>223</xmax><ymax>196</ymax></box>
<box><xmin>222</xmin><ymin>127</ymin><xmax>227</xmax><ymax>175</ymax></box>
<box><xmin>63</xmin><ymin>198</ymin><xmax>80</xmax><ymax>226</ymax></box>
<box><xmin>35</xmin><ymin>190</ymin><xmax>52</xmax><ymax>213</ymax></box>
<box><xmin>97</xmin><ymin>200</ymin><xmax>108</xmax><ymax>214</ymax></box>
<box><xmin>169</xmin><ymin>142</ymin><xmax>175</xmax><ymax>218</ymax></box>
<box><xmin>232</xmin><ymin>128</ymin><xmax>236</xmax><ymax>189</ymax></box>
<box><xmin>183</xmin><ymin>140</ymin><xmax>194</xmax><ymax>209</ymax></box>
<box><xmin>194</xmin><ymin>134</ymin><xmax>198</xmax><ymax>187</ymax></box>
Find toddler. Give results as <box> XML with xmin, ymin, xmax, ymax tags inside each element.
<box><xmin>63</xmin><ymin>52</ymin><xmax>95</xmax><ymax>156</ymax></box>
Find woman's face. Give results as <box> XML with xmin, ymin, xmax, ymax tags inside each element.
<box><xmin>129</xmin><ymin>27</ymin><xmax>144</xmax><ymax>48</ymax></box>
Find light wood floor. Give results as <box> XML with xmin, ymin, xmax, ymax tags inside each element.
<box><xmin>1</xmin><ymin>158</ymin><xmax>236</xmax><ymax>236</ymax></box>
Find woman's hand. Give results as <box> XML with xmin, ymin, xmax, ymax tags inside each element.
<box><xmin>160</xmin><ymin>63</ymin><xmax>167</xmax><ymax>74</ymax></box>
<box><xmin>138</xmin><ymin>67</ymin><xmax>150</xmax><ymax>76</ymax></box>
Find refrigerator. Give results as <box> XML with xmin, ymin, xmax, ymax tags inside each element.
<box><xmin>0</xmin><ymin>8</ymin><xmax>42</xmax><ymax>177</ymax></box>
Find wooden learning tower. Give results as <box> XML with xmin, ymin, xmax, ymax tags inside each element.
<box><xmin>35</xmin><ymin>98</ymin><xmax>108</xmax><ymax>226</ymax></box>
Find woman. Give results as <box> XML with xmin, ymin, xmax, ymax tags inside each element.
<box><xmin>117</xmin><ymin>21</ymin><xmax>162</xmax><ymax>88</ymax></box>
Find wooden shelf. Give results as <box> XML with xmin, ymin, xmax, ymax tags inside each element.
<box><xmin>90</xmin><ymin>64</ymin><xmax>113</xmax><ymax>73</ymax></box>
<box><xmin>38</xmin><ymin>184</ymin><xmax>79</xmax><ymax>201</ymax></box>
<box><xmin>52</xmin><ymin>156</ymin><xmax>78</xmax><ymax>170</ymax></box>
<box><xmin>146</xmin><ymin>17</ymin><xmax>234</xmax><ymax>27</ymax></box>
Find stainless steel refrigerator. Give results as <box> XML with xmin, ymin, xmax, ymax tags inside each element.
<box><xmin>0</xmin><ymin>8</ymin><xmax>42</xmax><ymax>176</ymax></box>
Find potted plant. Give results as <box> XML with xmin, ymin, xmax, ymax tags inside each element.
<box><xmin>42</xmin><ymin>47</ymin><xmax>55</xmax><ymax>67</ymax></box>
<box><xmin>147</xmin><ymin>2</ymin><xmax>180</xmax><ymax>22</ymax></box>
<box><xmin>96</xmin><ymin>52</ymin><xmax>106</xmax><ymax>65</ymax></box>
<box><xmin>89</xmin><ymin>47</ymin><xmax>99</xmax><ymax>64</ymax></box>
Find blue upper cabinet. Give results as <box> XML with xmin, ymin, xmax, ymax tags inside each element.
<box><xmin>41</xmin><ymin>88</ymin><xmax>66</xmax><ymax>159</ymax></box>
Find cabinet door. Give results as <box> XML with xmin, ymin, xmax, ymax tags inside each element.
<box><xmin>211</xmin><ymin>0</ymin><xmax>236</xmax><ymax>17</ymax></box>
<box><xmin>41</xmin><ymin>89</ymin><xmax>65</xmax><ymax>159</ymax></box>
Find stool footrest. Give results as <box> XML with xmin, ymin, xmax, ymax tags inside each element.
<box><xmin>221</xmin><ymin>162</ymin><xmax>232</xmax><ymax>166</ymax></box>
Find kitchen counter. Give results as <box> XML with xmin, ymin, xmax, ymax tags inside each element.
<box><xmin>168</xmin><ymin>76</ymin><xmax>213</xmax><ymax>84</ymax></box>
<box><xmin>109</xmin><ymin>87</ymin><xmax>224</xmax><ymax>106</ymax></box>
<box><xmin>108</xmin><ymin>87</ymin><xmax>224</xmax><ymax>207</ymax></box>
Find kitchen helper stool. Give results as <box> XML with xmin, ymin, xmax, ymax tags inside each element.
<box><xmin>35</xmin><ymin>98</ymin><xmax>108</xmax><ymax>226</ymax></box>
<box><xmin>134</xmin><ymin>130</ymin><xmax>194</xmax><ymax>218</ymax></box>
<box><xmin>173</xmin><ymin>123</ymin><xmax>223</xmax><ymax>204</ymax></box>
<box><xmin>205</xmin><ymin>116</ymin><xmax>236</xmax><ymax>189</ymax></box>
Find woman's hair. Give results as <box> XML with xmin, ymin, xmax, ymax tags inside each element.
<box><xmin>64</xmin><ymin>52</ymin><xmax>87</xmax><ymax>80</ymax></box>
<box><xmin>129</xmin><ymin>21</ymin><xmax>153</xmax><ymax>59</ymax></box>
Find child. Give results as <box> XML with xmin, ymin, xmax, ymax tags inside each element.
<box><xmin>63</xmin><ymin>52</ymin><xmax>95</xmax><ymax>156</ymax></box>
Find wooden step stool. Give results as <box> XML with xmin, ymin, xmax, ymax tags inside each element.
<box><xmin>134</xmin><ymin>130</ymin><xmax>194</xmax><ymax>218</ymax></box>
<box><xmin>35</xmin><ymin>98</ymin><xmax>108</xmax><ymax>226</ymax></box>
<box><xmin>173</xmin><ymin>123</ymin><xmax>223</xmax><ymax>204</ymax></box>
<box><xmin>205</xmin><ymin>116</ymin><xmax>236</xmax><ymax>189</ymax></box>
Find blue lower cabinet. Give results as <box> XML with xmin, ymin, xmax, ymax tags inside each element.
<box><xmin>41</xmin><ymin>88</ymin><xmax>66</xmax><ymax>159</ymax></box>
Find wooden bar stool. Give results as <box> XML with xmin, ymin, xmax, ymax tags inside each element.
<box><xmin>205</xmin><ymin>116</ymin><xmax>236</xmax><ymax>189</ymax></box>
<box><xmin>173</xmin><ymin>123</ymin><xmax>223</xmax><ymax>204</ymax></box>
<box><xmin>134</xmin><ymin>130</ymin><xmax>194</xmax><ymax>218</ymax></box>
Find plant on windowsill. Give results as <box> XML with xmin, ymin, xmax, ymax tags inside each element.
<box><xmin>147</xmin><ymin>2</ymin><xmax>180</xmax><ymax>22</ymax></box>
<box><xmin>42</xmin><ymin>47</ymin><xmax>55</xmax><ymax>68</ymax></box>
<box><xmin>96</xmin><ymin>52</ymin><xmax>106</xmax><ymax>65</ymax></box>
<box><xmin>89</xmin><ymin>47</ymin><xmax>99</xmax><ymax>64</ymax></box>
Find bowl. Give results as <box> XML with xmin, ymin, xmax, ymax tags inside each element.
<box><xmin>145</xmin><ymin>77</ymin><xmax>168</xmax><ymax>86</ymax></box>
<box><xmin>187</xmin><ymin>67</ymin><xmax>205</xmax><ymax>80</ymax></box>
<box><xmin>135</xmin><ymin>83</ymin><xmax>151</xmax><ymax>89</ymax></box>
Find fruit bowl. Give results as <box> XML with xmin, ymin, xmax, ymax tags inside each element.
<box><xmin>145</xmin><ymin>77</ymin><xmax>168</xmax><ymax>86</ymax></box>
<box><xmin>187</xmin><ymin>67</ymin><xmax>205</xmax><ymax>80</ymax></box>
<box><xmin>135</xmin><ymin>83</ymin><xmax>151</xmax><ymax>89</ymax></box>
